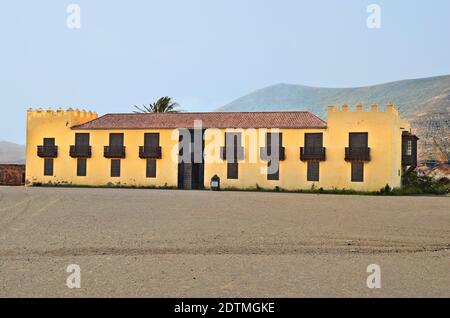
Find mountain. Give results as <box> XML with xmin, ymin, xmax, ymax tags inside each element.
<box><xmin>0</xmin><ymin>141</ymin><xmax>26</xmax><ymax>164</ymax></box>
<box><xmin>218</xmin><ymin>75</ymin><xmax>450</xmax><ymax>161</ymax></box>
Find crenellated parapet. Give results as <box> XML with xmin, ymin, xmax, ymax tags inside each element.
<box><xmin>327</xmin><ymin>103</ymin><xmax>399</xmax><ymax>115</ymax></box>
<box><xmin>27</xmin><ymin>107</ymin><xmax>98</xmax><ymax>128</ymax></box>
<box><xmin>27</xmin><ymin>107</ymin><xmax>98</xmax><ymax>118</ymax></box>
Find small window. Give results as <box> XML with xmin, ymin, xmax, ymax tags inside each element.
<box><xmin>227</xmin><ymin>162</ymin><xmax>238</xmax><ymax>179</ymax></box>
<box><xmin>349</xmin><ymin>133</ymin><xmax>368</xmax><ymax>148</ymax></box>
<box><xmin>109</xmin><ymin>133</ymin><xmax>124</xmax><ymax>146</ymax></box>
<box><xmin>305</xmin><ymin>133</ymin><xmax>323</xmax><ymax>149</ymax></box>
<box><xmin>43</xmin><ymin>138</ymin><xmax>55</xmax><ymax>147</ymax></box>
<box><xmin>307</xmin><ymin>161</ymin><xmax>320</xmax><ymax>181</ymax></box>
<box><xmin>144</xmin><ymin>133</ymin><xmax>160</xmax><ymax>148</ymax></box>
<box><xmin>406</xmin><ymin>140</ymin><xmax>412</xmax><ymax>156</ymax></box>
<box><xmin>351</xmin><ymin>162</ymin><xmax>364</xmax><ymax>182</ymax></box>
<box><xmin>44</xmin><ymin>158</ymin><xmax>53</xmax><ymax>176</ymax></box>
<box><xmin>146</xmin><ymin>159</ymin><xmax>156</xmax><ymax>178</ymax></box>
<box><xmin>77</xmin><ymin>158</ymin><xmax>87</xmax><ymax>176</ymax></box>
<box><xmin>111</xmin><ymin>159</ymin><xmax>121</xmax><ymax>177</ymax></box>
<box><xmin>75</xmin><ymin>133</ymin><xmax>89</xmax><ymax>146</ymax></box>
<box><xmin>265</xmin><ymin>133</ymin><xmax>281</xmax><ymax>180</ymax></box>
<box><xmin>267</xmin><ymin>159</ymin><xmax>279</xmax><ymax>180</ymax></box>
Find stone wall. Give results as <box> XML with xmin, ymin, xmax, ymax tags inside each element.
<box><xmin>0</xmin><ymin>164</ymin><xmax>25</xmax><ymax>185</ymax></box>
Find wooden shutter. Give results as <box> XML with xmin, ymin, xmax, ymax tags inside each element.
<box><xmin>266</xmin><ymin>133</ymin><xmax>282</xmax><ymax>153</ymax></box>
<box><xmin>307</xmin><ymin>161</ymin><xmax>319</xmax><ymax>181</ymax></box>
<box><xmin>227</xmin><ymin>162</ymin><xmax>238</xmax><ymax>179</ymax></box>
<box><xmin>225</xmin><ymin>132</ymin><xmax>241</xmax><ymax>179</ymax></box>
<box><xmin>351</xmin><ymin>162</ymin><xmax>364</xmax><ymax>182</ymax></box>
<box><xmin>146</xmin><ymin>159</ymin><xmax>156</xmax><ymax>178</ymax></box>
<box><xmin>75</xmin><ymin>133</ymin><xmax>89</xmax><ymax>146</ymax></box>
<box><xmin>77</xmin><ymin>158</ymin><xmax>87</xmax><ymax>176</ymax></box>
<box><xmin>43</xmin><ymin>138</ymin><xmax>55</xmax><ymax>147</ymax></box>
<box><xmin>111</xmin><ymin>159</ymin><xmax>121</xmax><ymax>177</ymax></box>
<box><xmin>266</xmin><ymin>132</ymin><xmax>281</xmax><ymax>180</ymax></box>
<box><xmin>109</xmin><ymin>133</ymin><xmax>124</xmax><ymax>146</ymax></box>
<box><xmin>349</xmin><ymin>133</ymin><xmax>368</xmax><ymax>148</ymax></box>
<box><xmin>267</xmin><ymin>159</ymin><xmax>279</xmax><ymax>180</ymax></box>
<box><xmin>144</xmin><ymin>133</ymin><xmax>159</xmax><ymax>148</ymax></box>
<box><xmin>225</xmin><ymin>132</ymin><xmax>242</xmax><ymax>162</ymax></box>
<box><xmin>44</xmin><ymin>158</ymin><xmax>53</xmax><ymax>176</ymax></box>
<box><xmin>305</xmin><ymin>133</ymin><xmax>323</xmax><ymax>148</ymax></box>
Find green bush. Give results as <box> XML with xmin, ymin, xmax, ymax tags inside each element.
<box><xmin>400</xmin><ymin>170</ymin><xmax>449</xmax><ymax>195</ymax></box>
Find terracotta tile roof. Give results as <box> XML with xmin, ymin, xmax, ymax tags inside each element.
<box><xmin>71</xmin><ymin>112</ymin><xmax>327</xmax><ymax>130</ymax></box>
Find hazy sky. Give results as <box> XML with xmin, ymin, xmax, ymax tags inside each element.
<box><xmin>1</xmin><ymin>0</ymin><xmax>450</xmax><ymax>143</ymax></box>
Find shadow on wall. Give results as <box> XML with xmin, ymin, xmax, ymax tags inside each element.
<box><xmin>0</xmin><ymin>164</ymin><xmax>25</xmax><ymax>185</ymax></box>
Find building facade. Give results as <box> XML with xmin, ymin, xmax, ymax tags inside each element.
<box><xmin>25</xmin><ymin>104</ymin><xmax>418</xmax><ymax>191</ymax></box>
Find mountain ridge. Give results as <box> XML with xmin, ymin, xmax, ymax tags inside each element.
<box><xmin>218</xmin><ymin>75</ymin><xmax>450</xmax><ymax>161</ymax></box>
<box><xmin>0</xmin><ymin>141</ymin><xmax>26</xmax><ymax>164</ymax></box>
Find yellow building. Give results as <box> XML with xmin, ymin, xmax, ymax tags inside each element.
<box><xmin>25</xmin><ymin>104</ymin><xmax>418</xmax><ymax>191</ymax></box>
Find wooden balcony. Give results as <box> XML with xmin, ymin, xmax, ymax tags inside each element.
<box><xmin>139</xmin><ymin>146</ymin><xmax>162</xmax><ymax>159</ymax></box>
<box><xmin>37</xmin><ymin>145</ymin><xmax>58</xmax><ymax>158</ymax></box>
<box><xmin>300</xmin><ymin>147</ymin><xmax>326</xmax><ymax>161</ymax></box>
<box><xmin>104</xmin><ymin>146</ymin><xmax>126</xmax><ymax>158</ymax></box>
<box><xmin>402</xmin><ymin>132</ymin><xmax>418</xmax><ymax>167</ymax></box>
<box><xmin>260</xmin><ymin>146</ymin><xmax>286</xmax><ymax>161</ymax></box>
<box><xmin>220</xmin><ymin>146</ymin><xmax>244</xmax><ymax>161</ymax></box>
<box><xmin>345</xmin><ymin>147</ymin><xmax>371</xmax><ymax>161</ymax></box>
<box><xmin>70</xmin><ymin>145</ymin><xmax>92</xmax><ymax>158</ymax></box>
<box><xmin>402</xmin><ymin>155</ymin><xmax>416</xmax><ymax>166</ymax></box>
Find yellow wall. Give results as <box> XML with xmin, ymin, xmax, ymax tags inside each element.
<box><xmin>26</xmin><ymin>108</ymin><xmax>179</xmax><ymax>187</ymax></box>
<box><xmin>26</xmin><ymin>104</ymin><xmax>409</xmax><ymax>191</ymax></box>
<box><xmin>204</xmin><ymin>104</ymin><xmax>406</xmax><ymax>191</ymax></box>
<box><xmin>320</xmin><ymin>103</ymin><xmax>403</xmax><ymax>191</ymax></box>
<box><xmin>203</xmin><ymin>127</ymin><xmax>328</xmax><ymax>190</ymax></box>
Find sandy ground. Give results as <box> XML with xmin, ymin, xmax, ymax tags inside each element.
<box><xmin>0</xmin><ymin>186</ymin><xmax>448</xmax><ymax>297</ymax></box>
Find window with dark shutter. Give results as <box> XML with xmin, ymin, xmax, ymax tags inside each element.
<box><xmin>75</xmin><ymin>133</ymin><xmax>89</xmax><ymax>146</ymax></box>
<box><xmin>225</xmin><ymin>133</ymin><xmax>241</xmax><ymax>179</ymax></box>
<box><xmin>351</xmin><ymin>161</ymin><xmax>364</xmax><ymax>182</ymax></box>
<box><xmin>44</xmin><ymin>138</ymin><xmax>55</xmax><ymax>147</ymax></box>
<box><xmin>44</xmin><ymin>158</ymin><xmax>53</xmax><ymax>176</ymax></box>
<box><xmin>144</xmin><ymin>133</ymin><xmax>159</xmax><ymax>148</ymax></box>
<box><xmin>267</xmin><ymin>159</ymin><xmax>279</xmax><ymax>180</ymax></box>
<box><xmin>109</xmin><ymin>133</ymin><xmax>124</xmax><ymax>146</ymax></box>
<box><xmin>227</xmin><ymin>162</ymin><xmax>238</xmax><ymax>179</ymax></box>
<box><xmin>77</xmin><ymin>158</ymin><xmax>87</xmax><ymax>176</ymax></box>
<box><xmin>305</xmin><ymin>133</ymin><xmax>323</xmax><ymax>149</ymax></box>
<box><xmin>349</xmin><ymin>133</ymin><xmax>368</xmax><ymax>148</ymax></box>
<box><xmin>146</xmin><ymin>159</ymin><xmax>156</xmax><ymax>178</ymax></box>
<box><xmin>225</xmin><ymin>133</ymin><xmax>242</xmax><ymax>163</ymax></box>
<box><xmin>307</xmin><ymin>161</ymin><xmax>319</xmax><ymax>181</ymax></box>
<box><xmin>266</xmin><ymin>133</ymin><xmax>281</xmax><ymax>180</ymax></box>
<box><xmin>111</xmin><ymin>159</ymin><xmax>121</xmax><ymax>177</ymax></box>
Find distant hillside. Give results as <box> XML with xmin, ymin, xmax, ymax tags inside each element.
<box><xmin>218</xmin><ymin>75</ymin><xmax>450</xmax><ymax>161</ymax></box>
<box><xmin>0</xmin><ymin>141</ymin><xmax>25</xmax><ymax>164</ymax></box>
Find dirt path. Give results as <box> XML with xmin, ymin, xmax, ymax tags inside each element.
<box><xmin>0</xmin><ymin>186</ymin><xmax>448</xmax><ymax>297</ymax></box>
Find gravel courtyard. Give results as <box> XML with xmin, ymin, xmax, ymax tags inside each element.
<box><xmin>0</xmin><ymin>186</ymin><xmax>448</xmax><ymax>297</ymax></box>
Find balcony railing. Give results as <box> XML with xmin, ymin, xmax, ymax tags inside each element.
<box><xmin>70</xmin><ymin>145</ymin><xmax>92</xmax><ymax>158</ymax></box>
<box><xmin>37</xmin><ymin>145</ymin><xmax>58</xmax><ymax>158</ymax></box>
<box><xmin>345</xmin><ymin>147</ymin><xmax>371</xmax><ymax>161</ymax></box>
<box><xmin>104</xmin><ymin>146</ymin><xmax>126</xmax><ymax>158</ymax></box>
<box><xmin>139</xmin><ymin>146</ymin><xmax>162</xmax><ymax>159</ymax></box>
<box><xmin>220</xmin><ymin>146</ymin><xmax>244</xmax><ymax>161</ymax></box>
<box><xmin>300</xmin><ymin>147</ymin><xmax>326</xmax><ymax>161</ymax></box>
<box><xmin>260</xmin><ymin>146</ymin><xmax>286</xmax><ymax>161</ymax></box>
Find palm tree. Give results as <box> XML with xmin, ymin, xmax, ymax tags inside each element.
<box><xmin>134</xmin><ymin>96</ymin><xmax>181</xmax><ymax>113</ymax></box>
